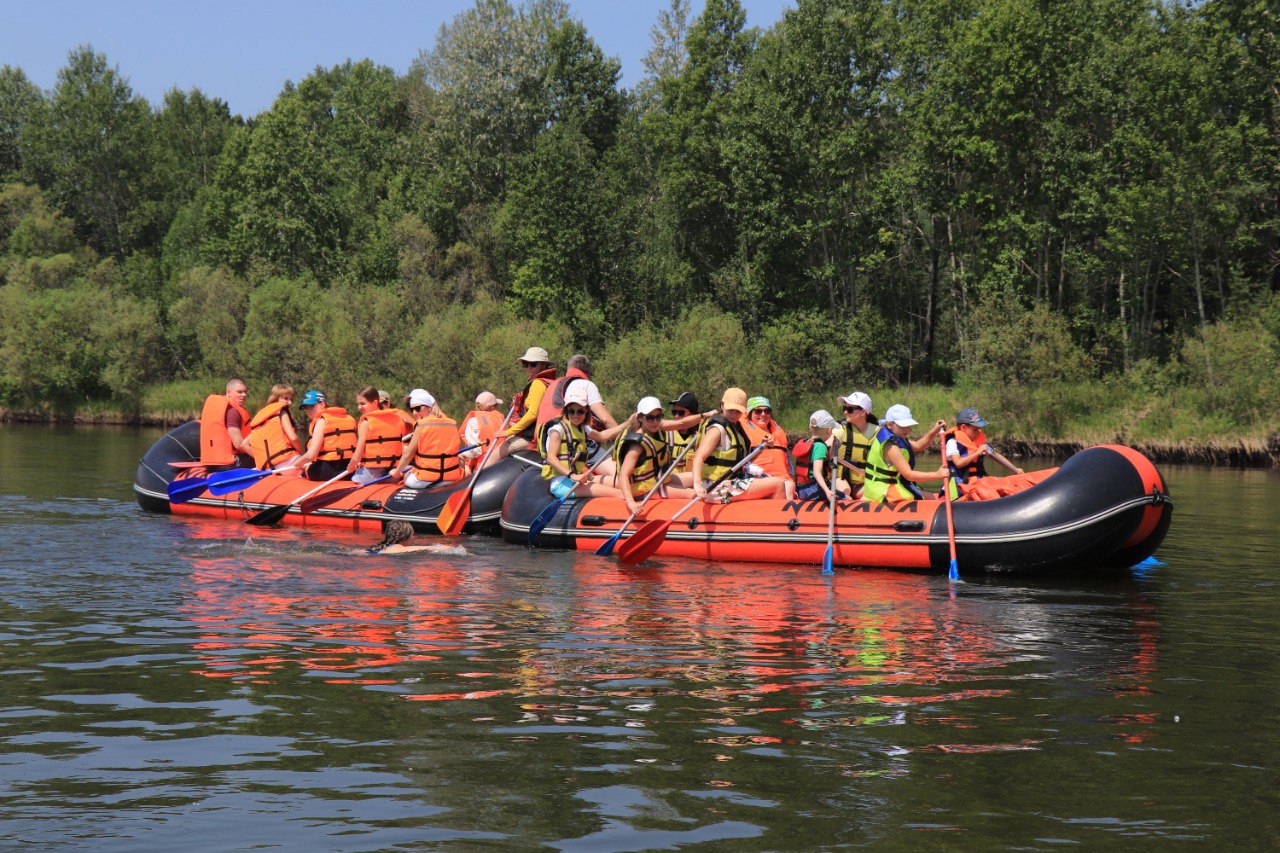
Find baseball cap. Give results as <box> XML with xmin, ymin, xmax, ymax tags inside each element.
<box><xmin>883</xmin><ymin>404</ymin><xmax>918</xmax><ymax>427</ymax></box>
<box><xmin>957</xmin><ymin>407</ymin><xmax>988</xmax><ymax>427</ymax></box>
<box><xmin>518</xmin><ymin>346</ymin><xmax>550</xmax><ymax>364</ymax></box>
<box><xmin>747</xmin><ymin>396</ymin><xmax>772</xmax><ymax>411</ymax></box>
<box><xmin>669</xmin><ymin>391</ymin><xmax>699</xmax><ymax>411</ymax></box>
<box><xmin>721</xmin><ymin>387</ymin><xmax>748</xmax><ymax>413</ymax></box>
<box><xmin>407</xmin><ymin>389</ymin><xmax>436</xmax><ymax>409</ymax></box>
<box><xmin>301</xmin><ymin>390</ymin><xmax>325</xmax><ymax>407</ymax></box>
<box><xmin>475</xmin><ymin>391</ymin><xmax>503</xmax><ymax>407</ymax></box>
<box><xmin>809</xmin><ymin>409</ymin><xmax>839</xmax><ymax>430</ymax></box>
<box><xmin>376</xmin><ymin>389</ymin><xmax>391</xmax><ymax>406</ymax></box>
<box><xmin>838</xmin><ymin>391</ymin><xmax>873</xmax><ymax>412</ymax></box>
<box><xmin>636</xmin><ymin>396</ymin><xmax>662</xmax><ymax>415</ymax></box>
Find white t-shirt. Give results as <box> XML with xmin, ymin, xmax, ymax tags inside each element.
<box><xmin>945</xmin><ymin>437</ymin><xmax>961</xmax><ymax>460</ymax></box>
<box><xmin>460</xmin><ymin>415</ymin><xmax>483</xmax><ymax>459</ymax></box>
<box><xmin>572</xmin><ymin>378</ymin><xmax>604</xmax><ymax>407</ymax></box>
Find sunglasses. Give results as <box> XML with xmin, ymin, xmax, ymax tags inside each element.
<box><xmin>412</xmin><ymin>405</ymin><xmax>429</xmax><ymax>412</ymax></box>
<box><xmin>640</xmin><ymin>412</ymin><xmax>663</xmax><ymax>422</ymax></box>
<box><xmin>843</xmin><ymin>405</ymin><xmax>864</xmax><ymax>413</ymax></box>
<box><xmin>671</xmin><ymin>408</ymin><xmax>689</xmax><ymax>416</ymax></box>
<box><xmin>564</xmin><ymin>406</ymin><xmax>588</xmax><ymax>416</ymax></box>
<box><xmin>751</xmin><ymin>408</ymin><xmax>771</xmax><ymax>415</ymax></box>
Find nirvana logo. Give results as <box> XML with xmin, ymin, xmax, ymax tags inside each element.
<box><xmin>781</xmin><ymin>498</ymin><xmax>922</xmax><ymax>516</ymax></box>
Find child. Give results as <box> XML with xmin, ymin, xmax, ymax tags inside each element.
<box><xmin>793</xmin><ymin>410</ymin><xmax>852</xmax><ymax>503</ymax></box>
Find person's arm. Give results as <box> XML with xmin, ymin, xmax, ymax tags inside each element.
<box><xmin>544</xmin><ymin>429</ymin><xmax>572</xmax><ymax>478</ymax></box>
<box><xmin>659</xmin><ymin>410</ymin><xmax>708</xmax><ymax>431</ymax></box>
<box><xmin>297</xmin><ymin>419</ymin><xmax>325</xmax><ymax>465</ymax></box>
<box><xmin>886</xmin><ymin>443</ymin><xmax>946</xmax><ymax>483</ymax></box>
<box><xmin>911</xmin><ymin>420</ymin><xmax>947</xmax><ymax>453</ymax></box>
<box><xmin>588</xmin><ymin>402</ymin><xmax>618</xmax><ymax>430</ymax></box>
<box><xmin>947</xmin><ymin>437</ymin><xmax>985</xmax><ymax>471</ymax></box>
<box><xmin>691</xmin><ymin>424</ymin><xmax>724</xmax><ymax>496</ymax></box>
<box><xmin>505</xmin><ymin>382</ymin><xmax>547</xmax><ymax>437</ymax></box>
<box><xmin>282</xmin><ymin>414</ymin><xmax>303</xmax><ymax>453</ymax></box>
<box><xmin>348</xmin><ymin>420</ymin><xmax>371</xmax><ymax>471</ymax></box>
<box><xmin>586</xmin><ymin>413</ymin><xmax>636</xmax><ymax>444</ymax></box>
<box><xmin>391</xmin><ymin>422</ymin><xmax>422</xmax><ymax>479</ymax></box>
<box><xmin>619</xmin><ymin>445</ymin><xmax>644</xmax><ymax>514</ymax></box>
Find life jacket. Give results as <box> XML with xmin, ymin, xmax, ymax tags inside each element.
<box><xmin>535</xmin><ymin>368</ymin><xmax>588</xmax><ymax>430</ymax></box>
<box><xmin>391</xmin><ymin>407</ymin><xmax>416</xmax><ymax>431</ymax></box>
<box><xmin>410</xmin><ymin>416</ymin><xmax>464</xmax><ymax>482</ymax></box>
<box><xmin>700</xmin><ymin>415</ymin><xmax>750</xmax><ymax>481</ymax></box>
<box><xmin>462</xmin><ymin>407</ymin><xmax>504</xmax><ymax>446</ymax></box>
<box><xmin>742</xmin><ymin>417</ymin><xmax>791</xmax><ymax>479</ymax></box>
<box><xmin>612</xmin><ymin>430</ymin><xmax>671</xmax><ymax>496</ymax></box>
<box><xmin>863</xmin><ymin>426</ymin><xmax>922</xmax><ymax>504</ymax></box>
<box><xmin>247</xmin><ymin>401</ymin><xmax>296</xmax><ymax>469</ymax></box>
<box><xmin>537</xmin><ymin>417</ymin><xmax>588</xmax><ymax>481</ymax></box>
<box><xmin>833</xmin><ymin>422</ymin><xmax>873</xmax><ymax>487</ymax></box>
<box><xmin>944</xmin><ymin>427</ymin><xmax>988</xmax><ymax>499</ymax></box>
<box><xmin>792</xmin><ymin>437</ymin><xmax>832</xmax><ymax>486</ymax></box>
<box><xmin>511</xmin><ymin>368</ymin><xmax>557</xmax><ymax>439</ymax></box>
<box><xmin>311</xmin><ymin>407</ymin><xmax>358</xmax><ymax>463</ymax></box>
<box><xmin>199</xmin><ymin>394</ymin><xmax>252</xmax><ymax>467</ymax></box>
<box><xmin>666</xmin><ymin>423</ymin><xmax>704</xmax><ymax>473</ymax></box>
<box><xmin>359</xmin><ymin>409</ymin><xmax>409</xmax><ymax>468</ymax></box>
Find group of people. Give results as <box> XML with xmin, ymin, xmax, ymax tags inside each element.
<box><xmin>196</xmin><ymin>345</ymin><xmax>1022</xmax><ymax>508</ymax></box>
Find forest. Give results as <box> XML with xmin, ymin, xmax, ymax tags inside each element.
<box><xmin>0</xmin><ymin>0</ymin><xmax>1277</xmax><ymax>447</ymax></box>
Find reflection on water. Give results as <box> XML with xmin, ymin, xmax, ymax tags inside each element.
<box><xmin>1</xmin><ymin>424</ymin><xmax>1278</xmax><ymax>848</ymax></box>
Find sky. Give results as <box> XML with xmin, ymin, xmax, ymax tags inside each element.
<box><xmin>3</xmin><ymin>0</ymin><xmax>793</xmax><ymax>118</ymax></box>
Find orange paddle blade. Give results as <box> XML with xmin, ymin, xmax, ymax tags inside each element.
<box><xmin>614</xmin><ymin>518</ymin><xmax>673</xmax><ymax>565</ymax></box>
<box><xmin>437</xmin><ymin>490</ymin><xmax>470</xmax><ymax>536</ymax></box>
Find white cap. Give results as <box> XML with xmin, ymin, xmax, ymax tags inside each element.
<box><xmin>838</xmin><ymin>391</ymin><xmax>873</xmax><ymax>412</ymax></box>
<box><xmin>883</xmin><ymin>404</ymin><xmax>918</xmax><ymax>427</ymax></box>
<box><xmin>563</xmin><ymin>384</ymin><xmax>590</xmax><ymax>407</ymax></box>
<box><xmin>636</xmin><ymin>396</ymin><xmax>662</xmax><ymax>415</ymax></box>
<box><xmin>475</xmin><ymin>391</ymin><xmax>502</xmax><ymax>407</ymax></box>
<box><xmin>407</xmin><ymin>389</ymin><xmax>436</xmax><ymax>408</ymax></box>
<box><xmin>518</xmin><ymin>346</ymin><xmax>550</xmax><ymax>364</ymax></box>
<box><xmin>809</xmin><ymin>409</ymin><xmax>839</xmax><ymax>430</ymax></box>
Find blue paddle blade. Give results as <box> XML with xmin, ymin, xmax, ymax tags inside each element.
<box><xmin>1135</xmin><ymin>555</ymin><xmax>1164</xmax><ymax>567</ymax></box>
<box><xmin>821</xmin><ymin>546</ymin><xmax>834</xmax><ymax>575</ymax></box>
<box><xmin>948</xmin><ymin>559</ymin><xmax>960</xmax><ymax>582</ymax></box>
<box><xmin>206</xmin><ymin>468</ymin><xmax>276</xmax><ymax>496</ymax></box>
<box><xmin>595</xmin><ymin>529</ymin><xmax>622</xmax><ymax>557</ymax></box>
<box><xmin>167</xmin><ymin>478</ymin><xmax>210</xmax><ymax>504</ymax></box>
<box><xmin>527</xmin><ymin>499</ymin><xmax>565</xmax><ymax>545</ymax></box>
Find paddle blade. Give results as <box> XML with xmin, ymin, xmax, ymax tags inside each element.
<box><xmin>527</xmin><ymin>498</ymin><xmax>565</xmax><ymax>545</ymax></box>
<box><xmin>206</xmin><ymin>468</ymin><xmax>274</xmax><ymax>496</ymax></box>
<box><xmin>594</xmin><ymin>529</ymin><xmax>623</xmax><ymax>557</ymax></box>
<box><xmin>822</xmin><ymin>546</ymin><xmax>834</xmax><ymax>575</ymax></box>
<box><xmin>615</xmin><ymin>518</ymin><xmax>673</xmax><ymax>565</ymax></box>
<box><xmin>437</xmin><ymin>490</ymin><xmax>471</xmax><ymax>536</ymax></box>
<box><xmin>299</xmin><ymin>485</ymin><xmax>359</xmax><ymax>515</ymax></box>
<box><xmin>948</xmin><ymin>558</ymin><xmax>959</xmax><ymax>582</ymax></box>
<box><xmin>245</xmin><ymin>502</ymin><xmax>291</xmax><ymax>526</ymax></box>
<box><xmin>167</xmin><ymin>478</ymin><xmax>209</xmax><ymax>505</ymax></box>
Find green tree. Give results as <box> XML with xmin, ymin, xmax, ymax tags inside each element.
<box><xmin>0</xmin><ymin>66</ymin><xmax>42</xmax><ymax>180</ymax></box>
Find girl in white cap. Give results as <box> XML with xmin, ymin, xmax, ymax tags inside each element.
<box><xmin>862</xmin><ymin>404</ymin><xmax>948</xmax><ymax>504</ymax></box>
<box><xmin>614</xmin><ymin>396</ymin><xmax>704</xmax><ymax>514</ymax></box>
<box><xmin>794</xmin><ymin>410</ymin><xmax>852</xmax><ymax>503</ymax></box>
<box><xmin>538</xmin><ymin>384</ymin><xmax>635</xmax><ymax>501</ymax></box>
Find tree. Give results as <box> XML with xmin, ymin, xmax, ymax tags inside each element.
<box><xmin>0</xmin><ymin>66</ymin><xmax>42</xmax><ymax>180</ymax></box>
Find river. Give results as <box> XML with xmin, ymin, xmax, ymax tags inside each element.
<box><xmin>1</xmin><ymin>424</ymin><xmax>1277</xmax><ymax>849</ymax></box>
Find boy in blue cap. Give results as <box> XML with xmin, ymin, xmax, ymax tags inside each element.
<box><xmin>943</xmin><ymin>407</ymin><xmax>1023</xmax><ymax>499</ymax></box>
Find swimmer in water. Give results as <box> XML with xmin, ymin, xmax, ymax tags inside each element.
<box><xmin>368</xmin><ymin>521</ymin><xmax>466</xmax><ymax>555</ymax></box>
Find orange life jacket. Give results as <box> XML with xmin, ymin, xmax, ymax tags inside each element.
<box><xmin>742</xmin><ymin>418</ymin><xmax>792</xmax><ymax>480</ymax></box>
<box><xmin>359</xmin><ymin>409</ymin><xmax>408</xmax><ymax>468</ymax></box>
<box><xmin>945</xmin><ymin>428</ymin><xmax>988</xmax><ymax>483</ymax></box>
<box><xmin>247</xmin><ymin>401</ymin><xmax>296</xmax><ymax>469</ymax></box>
<box><xmin>461</xmin><ymin>409</ymin><xmax>504</xmax><ymax>454</ymax></box>
<box><xmin>311</xmin><ymin>407</ymin><xmax>358</xmax><ymax>463</ymax></box>
<box><xmin>411</xmin><ymin>416</ymin><xmax>464</xmax><ymax>482</ymax></box>
<box><xmin>536</xmin><ymin>368</ymin><xmax>590</xmax><ymax>431</ymax></box>
<box><xmin>199</xmin><ymin>394</ymin><xmax>251</xmax><ymax>466</ymax></box>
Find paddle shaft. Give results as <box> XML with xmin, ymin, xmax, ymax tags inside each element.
<box><xmin>823</xmin><ymin>436</ymin><xmax>840</xmax><ymax>574</ymax></box>
<box><xmin>942</xmin><ymin>437</ymin><xmax>959</xmax><ymax>580</ymax></box>
<box><xmin>245</xmin><ymin>469</ymin><xmax>351</xmax><ymax>525</ymax></box>
<box><xmin>528</xmin><ymin>440</ymin><xmax>619</xmax><ymax>542</ymax></box>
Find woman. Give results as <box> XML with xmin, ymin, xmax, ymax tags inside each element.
<box><xmin>296</xmin><ymin>390</ymin><xmax>358</xmax><ymax>481</ymax></box>
<box><xmin>348</xmin><ymin>386</ymin><xmax>411</xmax><ymax>485</ymax></box>
<box><xmin>392</xmin><ymin>390</ymin><xmax>466</xmax><ymax>489</ymax></box>
<box><xmin>246</xmin><ymin>384</ymin><xmax>304</xmax><ymax>473</ymax></box>
<box><xmin>833</xmin><ymin>391</ymin><xmax>877</xmax><ymax>496</ymax></box>
<box><xmin>691</xmin><ymin>388</ymin><xmax>794</xmax><ymax>503</ymax></box>
<box><xmin>459</xmin><ymin>391</ymin><xmax>507</xmax><ymax>471</ymax></box>
<box><xmin>793</xmin><ymin>410</ymin><xmax>852</xmax><ymax>503</ymax></box>
<box><xmin>368</xmin><ymin>521</ymin><xmax>466</xmax><ymax>555</ymax></box>
<box><xmin>741</xmin><ymin>395</ymin><xmax>792</xmax><ymax>481</ymax></box>
<box><xmin>615</xmin><ymin>397</ymin><xmax>700</xmax><ymax>515</ymax></box>
<box><xmin>538</xmin><ymin>386</ymin><xmax>633</xmax><ymax>500</ymax></box>
<box><xmin>862</xmin><ymin>404</ymin><xmax>948</xmax><ymax>504</ymax></box>
<box><xmin>665</xmin><ymin>391</ymin><xmax>704</xmax><ymax>476</ymax></box>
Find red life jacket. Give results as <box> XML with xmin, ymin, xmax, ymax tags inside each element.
<box><xmin>199</xmin><ymin>394</ymin><xmax>251</xmax><ymax>466</ymax></box>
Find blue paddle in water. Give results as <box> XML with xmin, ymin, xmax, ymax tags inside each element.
<box><xmin>167</xmin><ymin>476</ymin><xmax>213</xmax><ymax>505</ymax></box>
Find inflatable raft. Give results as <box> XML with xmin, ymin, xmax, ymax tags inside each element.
<box><xmin>500</xmin><ymin>445</ymin><xmax>1172</xmax><ymax>574</ymax></box>
<box><xmin>135</xmin><ymin>421</ymin><xmax>537</xmax><ymax>533</ymax></box>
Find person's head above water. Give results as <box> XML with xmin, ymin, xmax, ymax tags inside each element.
<box><xmin>370</xmin><ymin>521</ymin><xmax>414</xmax><ymax>553</ymax></box>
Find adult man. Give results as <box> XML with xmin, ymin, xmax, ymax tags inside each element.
<box><xmin>199</xmin><ymin>378</ymin><xmax>253</xmax><ymax>470</ymax></box>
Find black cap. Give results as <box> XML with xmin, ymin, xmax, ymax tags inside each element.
<box><xmin>669</xmin><ymin>391</ymin><xmax>699</xmax><ymax>411</ymax></box>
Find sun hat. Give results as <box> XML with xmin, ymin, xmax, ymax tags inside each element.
<box><xmin>669</xmin><ymin>391</ymin><xmax>699</xmax><ymax>411</ymax></box>
<box><xmin>407</xmin><ymin>389</ymin><xmax>436</xmax><ymax>409</ymax></box>
<box><xmin>747</xmin><ymin>396</ymin><xmax>772</xmax><ymax>411</ymax></box>
<box><xmin>957</xmin><ymin>407</ymin><xmax>988</xmax><ymax>427</ymax></box>
<box><xmin>809</xmin><ymin>409</ymin><xmax>839</xmax><ymax>430</ymax></box>
<box><xmin>883</xmin><ymin>404</ymin><xmax>918</xmax><ymax>427</ymax></box>
<box><xmin>300</xmin><ymin>390</ymin><xmax>325</xmax><ymax>407</ymax></box>
<box><xmin>636</xmin><ymin>396</ymin><xmax>663</xmax><ymax>415</ymax></box>
<box><xmin>475</xmin><ymin>391</ymin><xmax>503</xmax><ymax>407</ymax></box>
<box><xmin>721</xmin><ymin>387</ymin><xmax>748</xmax><ymax>413</ymax></box>
<box><xmin>518</xmin><ymin>346</ymin><xmax>551</xmax><ymax>364</ymax></box>
<box><xmin>838</xmin><ymin>391</ymin><xmax>873</xmax><ymax>412</ymax></box>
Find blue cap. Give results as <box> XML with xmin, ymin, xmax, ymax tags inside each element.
<box><xmin>301</xmin><ymin>390</ymin><xmax>325</xmax><ymax>407</ymax></box>
<box><xmin>957</xmin><ymin>407</ymin><xmax>988</xmax><ymax>427</ymax></box>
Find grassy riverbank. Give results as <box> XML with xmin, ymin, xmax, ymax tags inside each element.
<box><xmin>5</xmin><ymin>376</ymin><xmax>1276</xmax><ymax>468</ymax></box>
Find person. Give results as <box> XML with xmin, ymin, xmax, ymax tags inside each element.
<box><xmin>691</xmin><ymin>388</ymin><xmax>794</xmax><ymax>503</ymax></box>
<box><xmin>536</xmin><ymin>353</ymin><xmax>618</xmax><ymax>432</ymax></box>
<box><xmin>501</xmin><ymin>346</ymin><xmax>558</xmax><ymax>455</ymax></box>
<box><xmin>295</xmin><ymin>391</ymin><xmax>358</xmax><ymax>481</ymax></box>
<box><xmin>832</xmin><ymin>391</ymin><xmax>877</xmax><ymax>496</ymax></box>
<box><xmin>665</xmin><ymin>391</ymin><xmax>704</xmax><ymax>476</ymax></box>
<box><xmin>392</xmin><ymin>390</ymin><xmax>466</xmax><ymax>489</ymax></box>
<box><xmin>742</xmin><ymin>396</ymin><xmax>792</xmax><ymax>481</ymax></box>
<box><xmin>246</xmin><ymin>384</ymin><xmax>304</xmax><ymax>472</ymax></box>
<box><xmin>538</xmin><ymin>385</ymin><xmax>634</xmax><ymax>500</ymax></box>
<box><xmin>943</xmin><ymin>407</ymin><xmax>1024</xmax><ymax>499</ymax></box>
<box><xmin>862</xmin><ymin>404</ymin><xmax>948</xmax><ymax>504</ymax></box>
<box><xmin>459</xmin><ymin>391</ymin><xmax>507</xmax><ymax>470</ymax></box>
<box><xmin>793</xmin><ymin>410</ymin><xmax>852</xmax><ymax>503</ymax></box>
<box><xmin>615</xmin><ymin>397</ymin><xmax>700</xmax><ymax>515</ymax></box>
<box><xmin>368</xmin><ymin>521</ymin><xmax>466</xmax><ymax>555</ymax></box>
<box><xmin>198</xmin><ymin>378</ymin><xmax>253</xmax><ymax>470</ymax></box>
<box><xmin>348</xmin><ymin>386</ymin><xmax>411</xmax><ymax>485</ymax></box>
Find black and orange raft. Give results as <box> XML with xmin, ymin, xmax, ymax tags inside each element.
<box><xmin>500</xmin><ymin>445</ymin><xmax>1172</xmax><ymax>574</ymax></box>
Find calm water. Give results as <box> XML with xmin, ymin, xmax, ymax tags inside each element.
<box><xmin>1</xmin><ymin>424</ymin><xmax>1278</xmax><ymax>850</ymax></box>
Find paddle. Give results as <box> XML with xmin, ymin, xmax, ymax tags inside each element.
<box><xmin>822</xmin><ymin>436</ymin><xmax>841</xmax><ymax>576</ymax></box>
<box><xmin>437</xmin><ymin>404</ymin><xmax>519</xmax><ymax>535</ymax></box>
<box><xmin>299</xmin><ymin>473</ymin><xmax>393</xmax><ymax>515</ymax></box>
<box><xmin>167</xmin><ymin>476</ymin><xmax>213</xmax><ymax>505</ymax></box>
<box><xmin>205</xmin><ymin>465</ymin><xmax>301</xmax><ymax>496</ymax></box>
<box><xmin>942</xmin><ymin>433</ymin><xmax>960</xmax><ymax>582</ymax></box>
<box><xmin>594</xmin><ymin>432</ymin><xmax>697</xmax><ymax>557</ymax></box>
<box><xmin>245</xmin><ymin>469</ymin><xmax>351</xmax><ymax>526</ymax></box>
<box><xmin>616</xmin><ymin>443</ymin><xmax>766</xmax><ymax>566</ymax></box>
<box><xmin>528</xmin><ymin>442</ymin><xmax>617</xmax><ymax>545</ymax></box>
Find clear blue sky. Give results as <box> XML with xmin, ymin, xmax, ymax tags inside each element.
<box><xmin>3</xmin><ymin>0</ymin><xmax>792</xmax><ymax>118</ymax></box>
